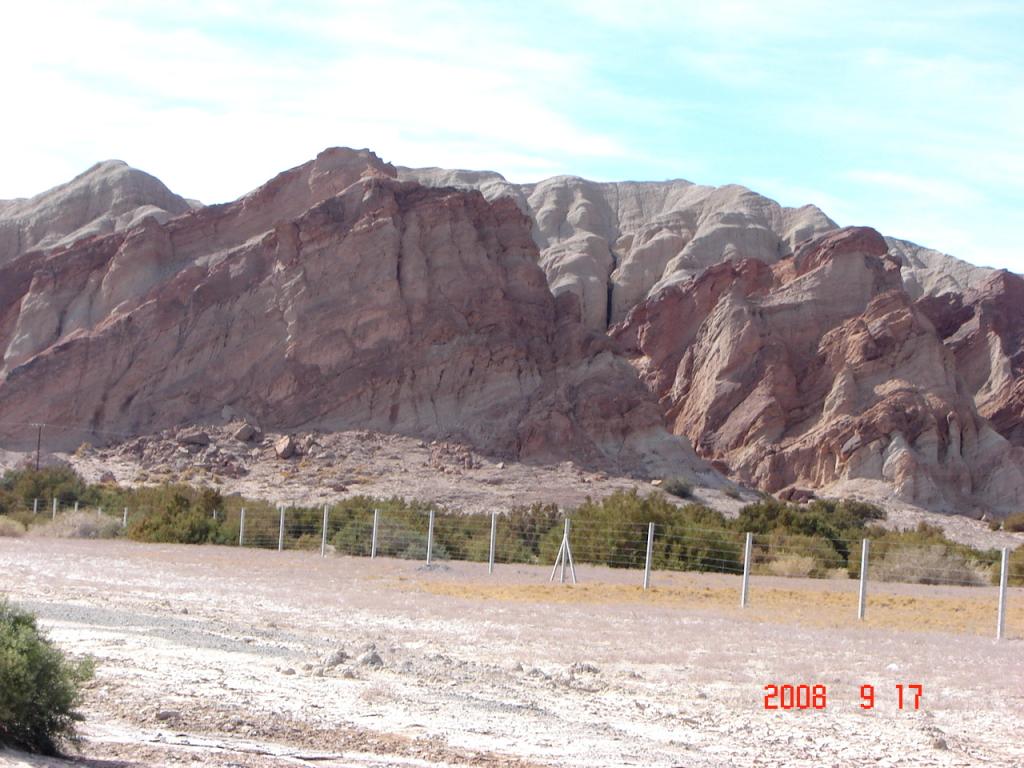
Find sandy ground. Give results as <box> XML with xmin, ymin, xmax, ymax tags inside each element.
<box><xmin>1</xmin><ymin>538</ymin><xmax>1022</xmax><ymax>767</ymax></box>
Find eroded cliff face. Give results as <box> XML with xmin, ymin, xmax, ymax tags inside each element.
<box><xmin>399</xmin><ymin>169</ymin><xmax>837</xmax><ymax>332</ymax></box>
<box><xmin>3</xmin><ymin>148</ymin><xmax>1022</xmax><ymax>515</ymax></box>
<box><xmin>0</xmin><ymin>149</ymin><xmax>701</xmax><ymax>477</ymax></box>
<box><xmin>0</xmin><ymin>160</ymin><xmax>193</xmax><ymax>264</ymax></box>
<box><xmin>917</xmin><ymin>269</ymin><xmax>1024</xmax><ymax>448</ymax></box>
<box><xmin>612</xmin><ymin>227</ymin><xmax>1024</xmax><ymax>514</ymax></box>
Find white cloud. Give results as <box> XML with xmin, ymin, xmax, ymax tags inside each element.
<box><xmin>0</xmin><ymin>0</ymin><xmax>628</xmax><ymax>202</ymax></box>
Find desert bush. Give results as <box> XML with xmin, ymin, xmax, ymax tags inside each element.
<box><xmin>127</xmin><ymin>493</ymin><xmax>221</xmax><ymax>544</ymax></box>
<box><xmin>851</xmin><ymin>522</ymin><xmax>999</xmax><ymax>580</ymax></box>
<box><xmin>757</xmin><ymin>532</ymin><xmax>843</xmax><ymax>577</ymax></box>
<box><xmin>661</xmin><ymin>477</ymin><xmax>693</xmax><ymax>499</ymax></box>
<box><xmin>0</xmin><ymin>516</ymin><xmax>26</xmax><ymax>537</ymax></box>
<box><xmin>870</xmin><ymin>544</ymin><xmax>987</xmax><ymax>586</ymax></box>
<box><xmin>29</xmin><ymin>513</ymin><xmax>121</xmax><ymax>540</ymax></box>
<box><xmin>1</xmin><ymin>467</ymin><xmax>95</xmax><ymax>510</ymax></box>
<box><xmin>0</xmin><ymin>600</ymin><xmax>94</xmax><ymax>755</ymax></box>
<box><xmin>1002</xmin><ymin>512</ymin><xmax>1024</xmax><ymax>533</ymax></box>
<box><xmin>765</xmin><ymin>554</ymin><xmax>817</xmax><ymax>578</ymax></box>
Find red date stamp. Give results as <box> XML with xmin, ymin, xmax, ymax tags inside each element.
<box><xmin>763</xmin><ymin>684</ymin><xmax>923</xmax><ymax>710</ymax></box>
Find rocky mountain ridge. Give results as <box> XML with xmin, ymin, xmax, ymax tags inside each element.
<box><xmin>1</xmin><ymin>148</ymin><xmax>1021</xmax><ymax>517</ymax></box>
<box><xmin>0</xmin><ymin>148</ymin><xmax>704</xmax><ymax>482</ymax></box>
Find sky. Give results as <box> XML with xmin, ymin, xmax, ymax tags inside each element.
<box><xmin>3</xmin><ymin>1</ymin><xmax>1022</xmax><ymax>271</ymax></box>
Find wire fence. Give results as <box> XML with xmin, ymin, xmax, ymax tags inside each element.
<box><xmin>2</xmin><ymin>499</ymin><xmax>1018</xmax><ymax>640</ymax></box>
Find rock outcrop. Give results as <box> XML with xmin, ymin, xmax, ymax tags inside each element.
<box><xmin>3</xmin><ymin>148</ymin><xmax>1021</xmax><ymax>516</ymax></box>
<box><xmin>399</xmin><ymin>168</ymin><xmax>836</xmax><ymax>331</ymax></box>
<box><xmin>917</xmin><ymin>269</ymin><xmax>1024</xmax><ymax>447</ymax></box>
<box><xmin>612</xmin><ymin>226</ymin><xmax>1024</xmax><ymax>514</ymax></box>
<box><xmin>0</xmin><ymin>160</ymin><xmax>194</xmax><ymax>263</ymax></box>
<box><xmin>0</xmin><ymin>149</ymin><xmax>702</xmax><ymax>478</ymax></box>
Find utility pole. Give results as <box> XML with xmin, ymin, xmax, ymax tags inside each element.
<box><xmin>31</xmin><ymin>423</ymin><xmax>43</xmax><ymax>471</ymax></box>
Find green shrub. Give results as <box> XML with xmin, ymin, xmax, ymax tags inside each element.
<box><xmin>0</xmin><ymin>600</ymin><xmax>94</xmax><ymax>755</ymax></box>
<box><xmin>661</xmin><ymin>478</ymin><xmax>693</xmax><ymax>499</ymax></box>
<box><xmin>127</xmin><ymin>492</ymin><xmax>221</xmax><ymax>544</ymax></box>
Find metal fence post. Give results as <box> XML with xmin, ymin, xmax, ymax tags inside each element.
<box><xmin>277</xmin><ymin>506</ymin><xmax>285</xmax><ymax>552</ymax></box>
<box><xmin>997</xmin><ymin>547</ymin><xmax>1009</xmax><ymax>641</ymax></box>
<box><xmin>426</xmin><ymin>509</ymin><xmax>435</xmax><ymax>564</ymax></box>
<box><xmin>643</xmin><ymin>522</ymin><xmax>655</xmax><ymax>590</ymax></box>
<box><xmin>371</xmin><ymin>509</ymin><xmax>379</xmax><ymax>559</ymax></box>
<box><xmin>321</xmin><ymin>505</ymin><xmax>329</xmax><ymax>558</ymax></box>
<box><xmin>239</xmin><ymin>508</ymin><xmax>246</xmax><ymax>546</ymax></box>
<box><xmin>740</xmin><ymin>532</ymin><xmax>753</xmax><ymax>608</ymax></box>
<box><xmin>858</xmin><ymin>539</ymin><xmax>870</xmax><ymax>621</ymax></box>
<box><xmin>122</xmin><ymin>507</ymin><xmax>128</xmax><ymax>528</ymax></box>
<box><xmin>33</xmin><ymin>498</ymin><xmax>38</xmax><ymax>515</ymax></box>
<box><xmin>52</xmin><ymin>498</ymin><xmax>57</xmax><ymax>520</ymax></box>
<box><xmin>488</xmin><ymin>512</ymin><xmax>497</xmax><ymax>575</ymax></box>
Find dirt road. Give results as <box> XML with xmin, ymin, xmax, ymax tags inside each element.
<box><xmin>1</xmin><ymin>539</ymin><xmax>1021</xmax><ymax>767</ymax></box>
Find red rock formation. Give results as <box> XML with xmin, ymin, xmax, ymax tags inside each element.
<box><xmin>613</xmin><ymin>227</ymin><xmax>1024</xmax><ymax>514</ymax></box>
<box><xmin>917</xmin><ymin>270</ymin><xmax>1024</xmax><ymax>447</ymax></box>
<box><xmin>0</xmin><ymin>150</ymin><xmax>700</xmax><ymax>477</ymax></box>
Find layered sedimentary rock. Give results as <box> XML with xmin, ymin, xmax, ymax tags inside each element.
<box><xmin>3</xmin><ymin>147</ymin><xmax>1022</xmax><ymax>515</ymax></box>
<box><xmin>612</xmin><ymin>226</ymin><xmax>1024</xmax><ymax>514</ymax></box>
<box><xmin>400</xmin><ymin>168</ymin><xmax>836</xmax><ymax>331</ymax></box>
<box><xmin>917</xmin><ymin>270</ymin><xmax>1024</xmax><ymax>447</ymax></box>
<box><xmin>0</xmin><ymin>149</ymin><xmax>701</xmax><ymax>477</ymax></box>
<box><xmin>0</xmin><ymin>160</ymin><xmax>193</xmax><ymax>263</ymax></box>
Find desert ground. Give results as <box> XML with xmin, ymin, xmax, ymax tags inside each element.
<box><xmin>1</xmin><ymin>538</ymin><xmax>1022</xmax><ymax>767</ymax></box>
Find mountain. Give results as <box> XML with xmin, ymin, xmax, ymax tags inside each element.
<box><xmin>0</xmin><ymin>160</ymin><xmax>192</xmax><ymax>263</ymax></box>
<box><xmin>611</xmin><ymin>227</ymin><xmax>1024</xmax><ymax>514</ymax></box>
<box><xmin>1</xmin><ymin>148</ymin><xmax>1021</xmax><ymax>516</ymax></box>
<box><xmin>0</xmin><ymin>148</ymin><xmax>704</xmax><ymax>480</ymax></box>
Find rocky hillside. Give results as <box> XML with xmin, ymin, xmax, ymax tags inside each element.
<box><xmin>611</xmin><ymin>227</ymin><xmax>1024</xmax><ymax>514</ymax></box>
<box><xmin>1</xmin><ymin>147</ymin><xmax>1022</xmax><ymax>516</ymax></box>
<box><xmin>0</xmin><ymin>149</ymin><xmax>702</xmax><ymax>479</ymax></box>
<box><xmin>0</xmin><ymin>160</ymin><xmax>193</xmax><ymax>263</ymax></box>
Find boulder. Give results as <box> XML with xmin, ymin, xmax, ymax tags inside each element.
<box><xmin>232</xmin><ymin>422</ymin><xmax>258</xmax><ymax>442</ymax></box>
<box><xmin>274</xmin><ymin>435</ymin><xmax>295</xmax><ymax>460</ymax></box>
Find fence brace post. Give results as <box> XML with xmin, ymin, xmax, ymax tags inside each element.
<box><xmin>277</xmin><ymin>506</ymin><xmax>285</xmax><ymax>552</ymax></box>
<box><xmin>371</xmin><ymin>509</ymin><xmax>379</xmax><ymax>559</ymax></box>
<box><xmin>643</xmin><ymin>522</ymin><xmax>655</xmax><ymax>590</ymax></box>
<box><xmin>239</xmin><ymin>508</ymin><xmax>246</xmax><ymax>546</ymax></box>
<box><xmin>426</xmin><ymin>509</ymin><xmax>435</xmax><ymax>564</ymax></box>
<box><xmin>321</xmin><ymin>505</ymin><xmax>329</xmax><ymax>558</ymax></box>
<box><xmin>858</xmin><ymin>538</ymin><xmax>870</xmax><ymax>620</ymax></box>
<box><xmin>52</xmin><ymin>498</ymin><xmax>57</xmax><ymax>520</ymax></box>
<box><xmin>488</xmin><ymin>512</ymin><xmax>497</xmax><ymax>575</ymax></box>
<box><xmin>740</xmin><ymin>532</ymin><xmax>753</xmax><ymax>608</ymax></box>
<box><xmin>997</xmin><ymin>547</ymin><xmax>1009</xmax><ymax>641</ymax></box>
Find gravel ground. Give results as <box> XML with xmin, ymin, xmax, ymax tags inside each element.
<box><xmin>1</xmin><ymin>538</ymin><xmax>1022</xmax><ymax>767</ymax></box>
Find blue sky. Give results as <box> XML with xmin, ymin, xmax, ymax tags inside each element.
<box><xmin>3</xmin><ymin>1</ymin><xmax>1022</xmax><ymax>271</ymax></box>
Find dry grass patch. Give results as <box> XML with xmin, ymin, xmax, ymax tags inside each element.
<box><xmin>410</xmin><ymin>578</ymin><xmax>1023</xmax><ymax>639</ymax></box>
<box><xmin>0</xmin><ymin>516</ymin><xmax>27</xmax><ymax>537</ymax></box>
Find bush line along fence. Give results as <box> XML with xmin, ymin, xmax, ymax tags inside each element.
<box><xmin>11</xmin><ymin>497</ymin><xmax>1018</xmax><ymax>641</ymax></box>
